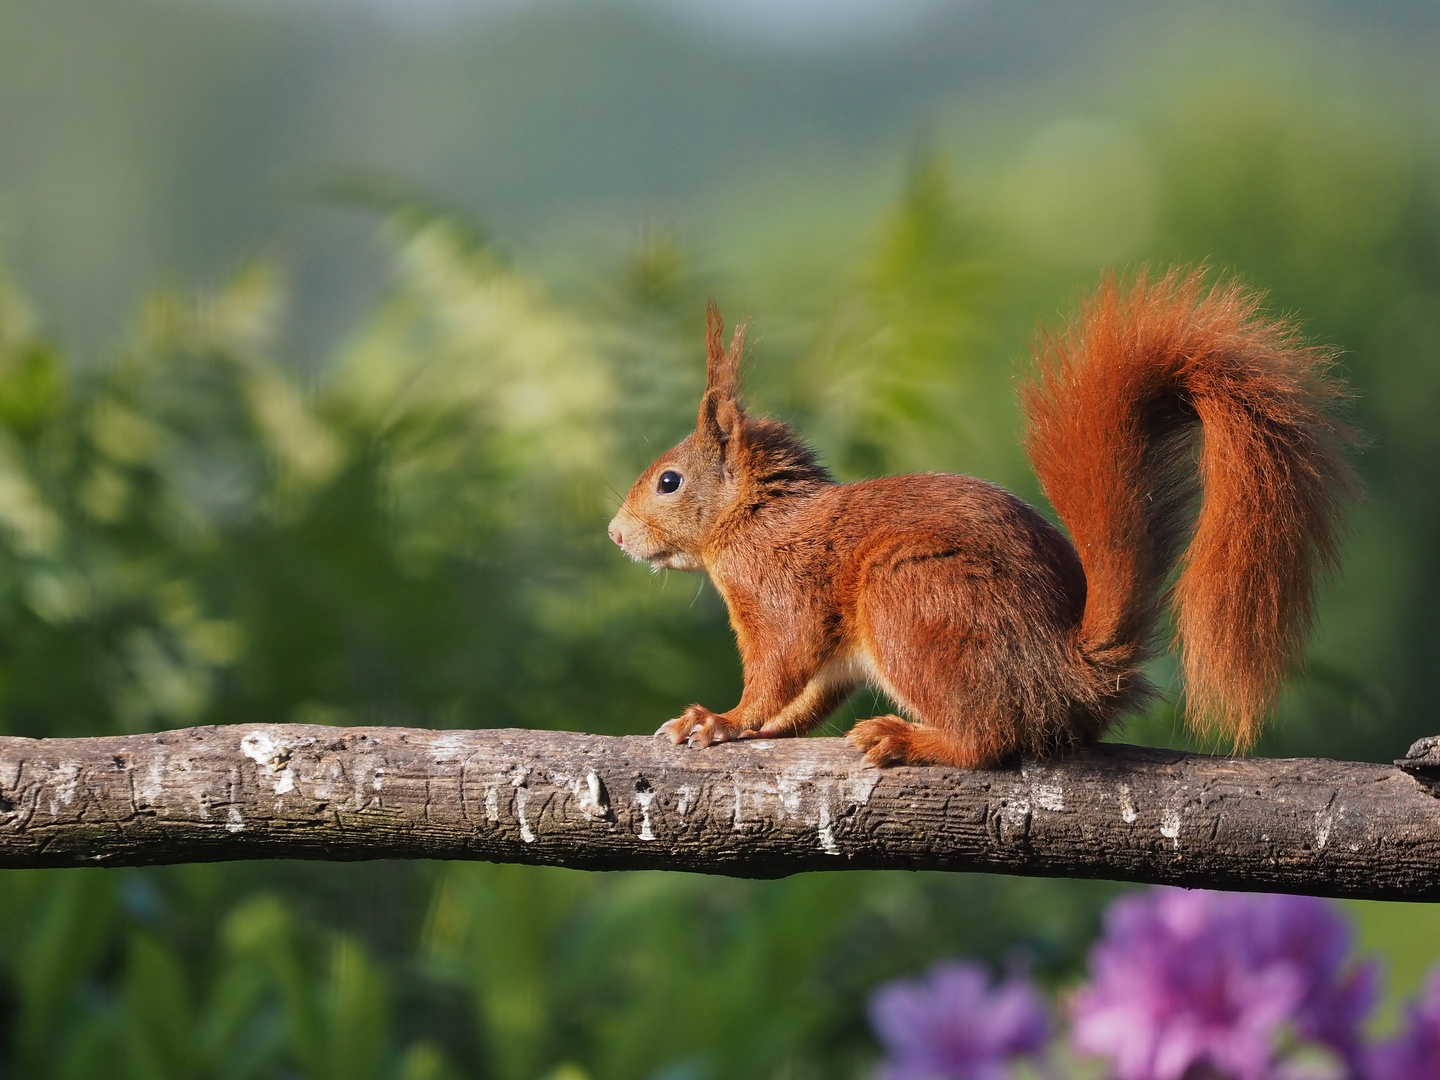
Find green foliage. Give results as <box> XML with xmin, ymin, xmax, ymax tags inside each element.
<box><xmin>806</xmin><ymin>149</ymin><xmax>999</xmax><ymax>480</ymax></box>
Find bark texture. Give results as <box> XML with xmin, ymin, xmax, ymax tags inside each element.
<box><xmin>2</xmin><ymin>724</ymin><xmax>1439</xmax><ymax>899</ymax></box>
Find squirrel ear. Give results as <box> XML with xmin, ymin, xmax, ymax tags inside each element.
<box><xmin>698</xmin><ymin>389</ymin><xmax>746</xmax><ymax>460</ymax></box>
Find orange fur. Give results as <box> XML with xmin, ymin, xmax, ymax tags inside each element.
<box><xmin>608</xmin><ymin>271</ymin><xmax>1356</xmax><ymax>767</ymax></box>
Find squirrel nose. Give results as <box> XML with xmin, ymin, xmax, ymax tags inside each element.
<box><xmin>608</xmin><ymin>523</ymin><xmax>624</xmax><ymax>547</ymax></box>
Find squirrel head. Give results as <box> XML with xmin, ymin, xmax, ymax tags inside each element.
<box><xmin>608</xmin><ymin>303</ymin><xmax>751</xmax><ymax>570</ymax></box>
<box><xmin>608</xmin><ymin>304</ymin><xmax>834</xmax><ymax>571</ymax></box>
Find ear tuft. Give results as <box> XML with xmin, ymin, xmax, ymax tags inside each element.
<box><xmin>704</xmin><ymin>301</ymin><xmax>748</xmax><ymax>402</ymax></box>
<box><xmin>698</xmin><ymin>302</ymin><xmax>749</xmax><ymax>456</ymax></box>
<box><xmin>706</xmin><ymin>300</ymin><xmax>727</xmax><ymax>392</ymax></box>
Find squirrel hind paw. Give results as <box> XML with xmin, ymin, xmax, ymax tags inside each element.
<box><xmin>848</xmin><ymin>716</ymin><xmax>1008</xmax><ymax>770</ymax></box>
<box><xmin>847</xmin><ymin>715</ymin><xmax>918</xmax><ymax>766</ymax></box>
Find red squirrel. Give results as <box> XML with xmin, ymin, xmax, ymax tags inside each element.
<box><xmin>607</xmin><ymin>269</ymin><xmax>1356</xmax><ymax>768</ymax></box>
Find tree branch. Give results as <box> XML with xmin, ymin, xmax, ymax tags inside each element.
<box><xmin>2</xmin><ymin>724</ymin><xmax>1438</xmax><ymax>898</ymax></box>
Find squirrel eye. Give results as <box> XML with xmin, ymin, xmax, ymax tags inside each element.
<box><xmin>657</xmin><ymin>470</ymin><xmax>682</xmax><ymax>495</ymax></box>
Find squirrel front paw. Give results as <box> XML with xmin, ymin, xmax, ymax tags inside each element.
<box><xmin>655</xmin><ymin>705</ymin><xmax>749</xmax><ymax>748</ymax></box>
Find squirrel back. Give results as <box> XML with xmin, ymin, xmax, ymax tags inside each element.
<box><xmin>1023</xmin><ymin>269</ymin><xmax>1357</xmax><ymax>749</ymax></box>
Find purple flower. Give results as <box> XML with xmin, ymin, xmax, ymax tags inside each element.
<box><xmin>1365</xmin><ymin>968</ymin><xmax>1440</xmax><ymax>1080</ymax></box>
<box><xmin>868</xmin><ymin>960</ymin><xmax>1051</xmax><ymax>1080</ymax></box>
<box><xmin>1069</xmin><ymin>888</ymin><xmax>1377</xmax><ymax>1080</ymax></box>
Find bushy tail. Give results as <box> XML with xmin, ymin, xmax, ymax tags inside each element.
<box><xmin>1023</xmin><ymin>269</ymin><xmax>1357</xmax><ymax>748</ymax></box>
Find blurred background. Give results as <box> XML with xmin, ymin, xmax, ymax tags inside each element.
<box><xmin>1</xmin><ymin>0</ymin><xmax>1439</xmax><ymax>1076</ymax></box>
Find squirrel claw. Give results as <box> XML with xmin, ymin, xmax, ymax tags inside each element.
<box><xmin>655</xmin><ymin>715</ymin><xmax>695</xmax><ymax>745</ymax></box>
<box><xmin>687</xmin><ymin>714</ymin><xmax>736</xmax><ymax>748</ymax></box>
